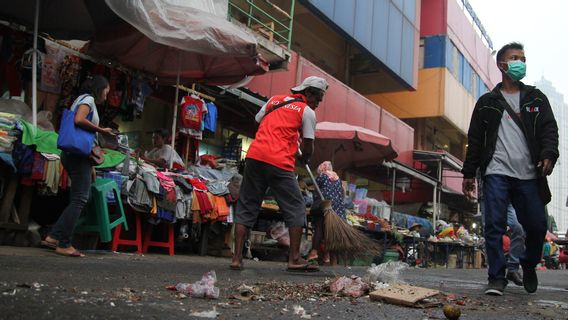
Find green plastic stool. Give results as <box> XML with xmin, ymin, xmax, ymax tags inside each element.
<box><xmin>75</xmin><ymin>178</ymin><xmax>128</xmax><ymax>243</ymax></box>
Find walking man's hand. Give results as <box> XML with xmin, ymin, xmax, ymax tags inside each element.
<box><xmin>462</xmin><ymin>178</ymin><xmax>476</xmax><ymax>201</ymax></box>
<box><xmin>537</xmin><ymin>159</ymin><xmax>553</xmax><ymax>176</ymax></box>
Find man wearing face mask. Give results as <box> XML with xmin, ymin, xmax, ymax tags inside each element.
<box><xmin>230</xmin><ymin>76</ymin><xmax>328</xmax><ymax>272</ymax></box>
<box><xmin>462</xmin><ymin>42</ymin><xmax>559</xmax><ymax>295</ymax></box>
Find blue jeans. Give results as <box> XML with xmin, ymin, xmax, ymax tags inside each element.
<box><xmin>49</xmin><ymin>153</ymin><xmax>92</xmax><ymax>248</ymax></box>
<box><xmin>483</xmin><ymin>175</ymin><xmax>547</xmax><ymax>281</ymax></box>
<box><xmin>506</xmin><ymin>205</ymin><xmax>525</xmax><ymax>272</ymax></box>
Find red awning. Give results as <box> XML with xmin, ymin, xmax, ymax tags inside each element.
<box><xmin>316</xmin><ymin>121</ymin><xmax>392</xmax><ymax>146</ymax></box>
<box><xmin>312</xmin><ymin>121</ymin><xmax>397</xmax><ymax>170</ymax></box>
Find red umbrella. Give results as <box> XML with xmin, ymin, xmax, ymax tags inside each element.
<box><xmin>312</xmin><ymin>121</ymin><xmax>398</xmax><ymax>170</ymax></box>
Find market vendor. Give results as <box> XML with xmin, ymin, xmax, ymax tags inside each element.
<box><xmin>137</xmin><ymin>129</ymin><xmax>184</xmax><ymax>169</ymax></box>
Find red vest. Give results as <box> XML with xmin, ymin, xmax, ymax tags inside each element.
<box><xmin>246</xmin><ymin>94</ymin><xmax>309</xmax><ymax>171</ymax></box>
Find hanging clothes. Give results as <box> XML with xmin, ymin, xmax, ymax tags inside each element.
<box><xmin>188</xmin><ymin>178</ymin><xmax>208</xmax><ymax>191</ymax></box>
<box><xmin>130</xmin><ymin>77</ymin><xmax>153</xmax><ymax>118</ymax></box>
<box><xmin>39</xmin><ymin>42</ymin><xmax>66</xmax><ymax>94</ymax></box>
<box><xmin>204</xmin><ymin>102</ymin><xmax>218</xmax><ymax>133</ymax></box>
<box><xmin>179</xmin><ymin>95</ymin><xmax>204</xmax><ymax>130</ymax></box>
<box><xmin>156</xmin><ymin>171</ymin><xmax>176</xmax><ymax>192</ymax></box>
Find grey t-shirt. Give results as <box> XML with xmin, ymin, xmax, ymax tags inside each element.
<box><xmin>71</xmin><ymin>94</ymin><xmax>100</xmax><ymax>126</ymax></box>
<box><xmin>485</xmin><ymin>91</ymin><xmax>536</xmax><ymax>179</ymax></box>
<box><xmin>255</xmin><ymin>96</ymin><xmax>316</xmax><ymax>139</ymax></box>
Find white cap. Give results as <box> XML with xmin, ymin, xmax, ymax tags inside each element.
<box><xmin>291</xmin><ymin>76</ymin><xmax>328</xmax><ymax>93</ymax></box>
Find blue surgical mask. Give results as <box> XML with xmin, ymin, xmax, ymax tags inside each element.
<box><xmin>504</xmin><ymin>60</ymin><xmax>526</xmax><ymax>81</ymax></box>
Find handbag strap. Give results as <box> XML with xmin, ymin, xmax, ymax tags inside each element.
<box><xmin>260</xmin><ymin>98</ymin><xmax>303</xmax><ymax>122</ymax></box>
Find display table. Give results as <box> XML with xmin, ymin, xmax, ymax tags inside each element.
<box><xmin>429</xmin><ymin>241</ymin><xmax>479</xmax><ymax>269</ymax></box>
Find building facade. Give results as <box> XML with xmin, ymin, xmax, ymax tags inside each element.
<box><xmin>534</xmin><ymin>77</ymin><xmax>567</xmax><ymax>234</ymax></box>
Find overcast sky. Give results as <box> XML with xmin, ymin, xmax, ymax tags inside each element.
<box><xmin>468</xmin><ymin>0</ymin><xmax>568</xmax><ymax>101</ymax></box>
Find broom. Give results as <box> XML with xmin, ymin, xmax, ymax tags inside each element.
<box><xmin>303</xmin><ymin>158</ymin><xmax>382</xmax><ymax>259</ymax></box>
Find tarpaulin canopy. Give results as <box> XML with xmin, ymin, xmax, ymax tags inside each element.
<box><xmin>89</xmin><ymin>0</ymin><xmax>268</xmax><ymax>85</ymax></box>
<box><xmin>312</xmin><ymin>121</ymin><xmax>397</xmax><ymax>170</ymax></box>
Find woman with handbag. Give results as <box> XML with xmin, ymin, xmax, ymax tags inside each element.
<box><xmin>42</xmin><ymin>75</ymin><xmax>115</xmax><ymax>257</ymax></box>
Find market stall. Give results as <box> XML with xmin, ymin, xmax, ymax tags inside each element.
<box><xmin>0</xmin><ymin>1</ymin><xmax>268</xmax><ymax>254</ymax></box>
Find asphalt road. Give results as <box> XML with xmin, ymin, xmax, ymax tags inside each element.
<box><xmin>0</xmin><ymin>246</ymin><xmax>567</xmax><ymax>320</ymax></box>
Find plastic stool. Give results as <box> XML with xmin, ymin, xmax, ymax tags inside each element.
<box><xmin>75</xmin><ymin>178</ymin><xmax>128</xmax><ymax>243</ymax></box>
<box><xmin>111</xmin><ymin>213</ymin><xmax>142</xmax><ymax>254</ymax></box>
<box><xmin>142</xmin><ymin>223</ymin><xmax>174</xmax><ymax>256</ymax></box>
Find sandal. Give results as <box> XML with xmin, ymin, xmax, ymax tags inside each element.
<box><xmin>230</xmin><ymin>265</ymin><xmax>244</xmax><ymax>271</ymax></box>
<box><xmin>55</xmin><ymin>247</ymin><xmax>85</xmax><ymax>258</ymax></box>
<box><xmin>41</xmin><ymin>238</ymin><xmax>58</xmax><ymax>250</ymax></box>
<box><xmin>286</xmin><ymin>262</ymin><xmax>320</xmax><ymax>273</ymax></box>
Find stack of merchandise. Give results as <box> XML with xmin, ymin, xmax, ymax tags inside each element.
<box><xmin>0</xmin><ymin>112</ymin><xmax>20</xmax><ymax>154</ymax></box>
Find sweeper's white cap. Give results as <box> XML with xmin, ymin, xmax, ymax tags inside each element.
<box><xmin>291</xmin><ymin>76</ymin><xmax>328</xmax><ymax>93</ymax></box>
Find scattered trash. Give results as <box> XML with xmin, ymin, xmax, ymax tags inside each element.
<box><xmin>535</xmin><ymin>300</ymin><xmax>568</xmax><ymax>310</ymax></box>
<box><xmin>442</xmin><ymin>304</ymin><xmax>461</xmax><ymax>320</ymax></box>
<box><xmin>293</xmin><ymin>305</ymin><xmax>312</xmax><ymax>319</ymax></box>
<box><xmin>370</xmin><ymin>282</ymin><xmax>390</xmax><ymax>291</ymax></box>
<box><xmin>231</xmin><ymin>284</ymin><xmax>262</xmax><ymax>301</ymax></box>
<box><xmin>110</xmin><ymin>302</ymin><xmax>116</xmax><ymax>307</ymax></box>
<box><xmin>369</xmin><ymin>284</ymin><xmax>440</xmax><ymax>307</ymax></box>
<box><xmin>455</xmin><ymin>300</ymin><xmax>466</xmax><ymax>306</ymax></box>
<box><xmin>330</xmin><ymin>276</ymin><xmax>369</xmax><ymax>298</ymax></box>
<box><xmin>366</xmin><ymin>261</ymin><xmax>408</xmax><ymax>284</ymax></box>
<box><xmin>253</xmin><ymin>257</ymin><xmax>260</xmax><ymax>262</ymax></box>
<box><xmin>173</xmin><ymin>271</ymin><xmax>220</xmax><ymax>299</ymax></box>
<box><xmin>114</xmin><ymin>288</ymin><xmax>142</xmax><ymax>302</ymax></box>
<box><xmin>190</xmin><ymin>307</ymin><xmax>220</xmax><ymax>318</ymax></box>
<box><xmin>2</xmin><ymin>289</ymin><xmax>16</xmax><ymax>296</ymax></box>
<box><xmin>229</xmin><ymin>281</ymin><xmax>326</xmax><ymax>301</ymax></box>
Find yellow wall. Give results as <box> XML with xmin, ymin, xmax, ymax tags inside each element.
<box><xmin>366</xmin><ymin>68</ymin><xmax>476</xmax><ymax>135</ymax></box>
<box><xmin>365</xmin><ymin>68</ymin><xmax>445</xmax><ymax>119</ymax></box>
<box><xmin>443</xmin><ymin>69</ymin><xmax>476</xmax><ymax>135</ymax></box>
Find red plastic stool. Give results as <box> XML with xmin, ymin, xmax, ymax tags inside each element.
<box><xmin>142</xmin><ymin>223</ymin><xmax>175</xmax><ymax>256</ymax></box>
<box><xmin>111</xmin><ymin>214</ymin><xmax>142</xmax><ymax>254</ymax></box>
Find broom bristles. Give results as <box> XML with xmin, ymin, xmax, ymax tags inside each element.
<box><xmin>323</xmin><ymin>208</ymin><xmax>382</xmax><ymax>258</ymax></box>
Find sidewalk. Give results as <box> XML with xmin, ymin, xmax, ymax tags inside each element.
<box><xmin>0</xmin><ymin>246</ymin><xmax>567</xmax><ymax>319</ymax></box>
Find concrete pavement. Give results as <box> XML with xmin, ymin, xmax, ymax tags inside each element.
<box><xmin>0</xmin><ymin>246</ymin><xmax>567</xmax><ymax>319</ymax></box>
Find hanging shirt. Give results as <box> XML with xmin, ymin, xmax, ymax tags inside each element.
<box><xmin>39</xmin><ymin>43</ymin><xmax>66</xmax><ymax>94</ymax></box>
<box><xmin>204</xmin><ymin>102</ymin><xmax>218</xmax><ymax>132</ymax></box>
<box><xmin>180</xmin><ymin>96</ymin><xmax>204</xmax><ymax>130</ymax></box>
<box><xmin>130</xmin><ymin>78</ymin><xmax>153</xmax><ymax>117</ymax></box>
<box><xmin>246</xmin><ymin>94</ymin><xmax>316</xmax><ymax>172</ymax></box>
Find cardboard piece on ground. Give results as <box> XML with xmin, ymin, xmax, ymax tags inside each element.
<box><xmin>370</xmin><ymin>284</ymin><xmax>439</xmax><ymax>307</ymax></box>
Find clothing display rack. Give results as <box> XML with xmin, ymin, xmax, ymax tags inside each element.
<box><xmin>177</xmin><ymin>84</ymin><xmax>216</xmax><ymax>102</ymax></box>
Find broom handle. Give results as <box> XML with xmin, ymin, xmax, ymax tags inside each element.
<box><xmin>298</xmin><ymin>149</ymin><xmax>325</xmax><ymax>200</ymax></box>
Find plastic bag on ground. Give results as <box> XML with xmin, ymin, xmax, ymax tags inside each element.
<box><xmin>366</xmin><ymin>261</ymin><xmax>408</xmax><ymax>284</ymax></box>
<box><xmin>268</xmin><ymin>221</ymin><xmax>290</xmax><ymax>247</ymax></box>
<box><xmin>175</xmin><ymin>270</ymin><xmax>219</xmax><ymax>299</ymax></box>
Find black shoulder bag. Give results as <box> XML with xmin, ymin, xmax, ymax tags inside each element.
<box><xmin>500</xmin><ymin>100</ymin><xmax>552</xmax><ymax>204</ymax></box>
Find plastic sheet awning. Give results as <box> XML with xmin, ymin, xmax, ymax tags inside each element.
<box><xmin>87</xmin><ymin>0</ymin><xmax>268</xmax><ymax>85</ymax></box>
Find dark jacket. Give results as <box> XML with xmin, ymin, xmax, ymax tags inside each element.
<box><xmin>462</xmin><ymin>82</ymin><xmax>559</xmax><ymax>179</ymax></box>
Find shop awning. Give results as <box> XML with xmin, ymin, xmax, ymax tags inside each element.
<box><xmin>413</xmin><ymin>150</ymin><xmax>463</xmax><ymax>172</ymax></box>
<box><xmin>312</xmin><ymin>121</ymin><xmax>397</xmax><ymax>170</ymax></box>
